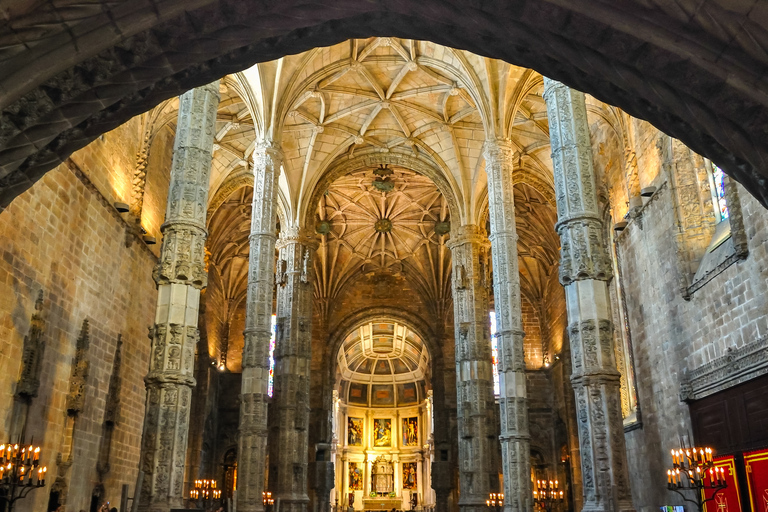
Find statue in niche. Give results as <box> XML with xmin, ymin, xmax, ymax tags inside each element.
<box><xmin>371</xmin><ymin>455</ymin><xmax>394</xmax><ymax>496</ymax></box>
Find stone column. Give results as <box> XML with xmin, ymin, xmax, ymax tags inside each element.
<box><xmin>139</xmin><ymin>82</ymin><xmax>220</xmax><ymax>512</ymax></box>
<box><xmin>543</xmin><ymin>78</ymin><xmax>634</xmax><ymax>512</ymax></box>
<box><xmin>484</xmin><ymin>140</ymin><xmax>531</xmax><ymax>511</ymax></box>
<box><xmin>447</xmin><ymin>225</ymin><xmax>494</xmax><ymax>512</ymax></box>
<box><xmin>430</xmin><ymin>357</ymin><xmax>454</xmax><ymax>512</ymax></box>
<box><xmin>238</xmin><ymin>141</ymin><xmax>283</xmax><ymax>512</ymax></box>
<box><xmin>270</xmin><ymin>227</ymin><xmax>315</xmax><ymax>512</ymax></box>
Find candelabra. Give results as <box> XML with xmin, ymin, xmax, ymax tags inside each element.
<box><xmin>486</xmin><ymin>492</ymin><xmax>504</xmax><ymax>511</ymax></box>
<box><xmin>666</xmin><ymin>445</ymin><xmax>727</xmax><ymax>512</ymax></box>
<box><xmin>263</xmin><ymin>490</ymin><xmax>274</xmax><ymax>511</ymax></box>
<box><xmin>189</xmin><ymin>479</ymin><xmax>221</xmax><ymax>509</ymax></box>
<box><xmin>0</xmin><ymin>441</ymin><xmax>47</xmax><ymax>512</ymax></box>
<box><xmin>533</xmin><ymin>479</ymin><xmax>564</xmax><ymax>512</ymax></box>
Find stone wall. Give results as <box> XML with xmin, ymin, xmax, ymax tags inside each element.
<box><xmin>0</xmin><ymin>162</ymin><xmax>158</xmax><ymax>511</ymax></box>
<box><xmin>0</xmin><ymin>115</ymin><xmax>171</xmax><ymax>511</ymax></box>
<box><xmin>587</xmin><ymin>107</ymin><xmax>768</xmax><ymax>511</ymax></box>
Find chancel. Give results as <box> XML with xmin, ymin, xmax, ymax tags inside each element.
<box><xmin>1</xmin><ymin>5</ymin><xmax>768</xmax><ymax>512</ymax></box>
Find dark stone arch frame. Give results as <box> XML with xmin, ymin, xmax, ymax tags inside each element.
<box><xmin>1</xmin><ymin>2</ymin><xmax>768</xmax><ymax>211</ymax></box>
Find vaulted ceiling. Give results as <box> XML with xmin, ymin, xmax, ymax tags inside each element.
<box><xmin>175</xmin><ymin>38</ymin><xmax>566</xmax><ymax>371</ymax></box>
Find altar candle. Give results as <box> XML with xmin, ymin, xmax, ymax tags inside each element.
<box><xmin>667</xmin><ymin>470</ymin><xmax>672</xmax><ymax>484</ymax></box>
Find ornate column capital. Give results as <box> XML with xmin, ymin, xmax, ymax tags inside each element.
<box><xmin>275</xmin><ymin>226</ymin><xmax>320</xmax><ymax>251</ymax></box>
<box><xmin>446</xmin><ymin>224</ymin><xmax>489</xmax><ymax>250</ymax></box>
<box><xmin>483</xmin><ymin>138</ymin><xmax>517</xmax><ymax>163</ymax></box>
<box><xmin>252</xmin><ymin>140</ymin><xmax>285</xmax><ymax>175</ymax></box>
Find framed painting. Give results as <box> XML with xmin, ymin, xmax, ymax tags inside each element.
<box><xmin>373</xmin><ymin>418</ymin><xmax>392</xmax><ymax>447</ymax></box>
<box><xmin>403</xmin><ymin>462</ymin><xmax>417</xmax><ymax>489</ymax></box>
<box><xmin>349</xmin><ymin>462</ymin><xmax>363</xmax><ymax>490</ymax></box>
<box><xmin>347</xmin><ymin>417</ymin><xmax>364</xmax><ymax>446</ymax></box>
<box><xmin>402</xmin><ymin>417</ymin><xmax>418</xmax><ymax>446</ymax></box>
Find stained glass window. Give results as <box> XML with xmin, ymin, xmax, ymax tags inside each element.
<box><xmin>713</xmin><ymin>166</ymin><xmax>729</xmax><ymax>221</ymax></box>
<box><xmin>489</xmin><ymin>311</ymin><xmax>500</xmax><ymax>396</ymax></box>
<box><xmin>268</xmin><ymin>314</ymin><xmax>277</xmax><ymax>397</ymax></box>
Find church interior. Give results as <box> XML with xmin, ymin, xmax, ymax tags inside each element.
<box><xmin>1</xmin><ymin>4</ymin><xmax>768</xmax><ymax>512</ymax></box>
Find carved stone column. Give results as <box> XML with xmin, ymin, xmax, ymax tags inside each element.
<box><xmin>139</xmin><ymin>81</ymin><xmax>220</xmax><ymax>512</ymax></box>
<box><xmin>238</xmin><ymin>141</ymin><xmax>283</xmax><ymax>512</ymax></box>
<box><xmin>270</xmin><ymin>227</ymin><xmax>316</xmax><ymax>512</ymax></box>
<box><xmin>484</xmin><ymin>140</ymin><xmax>531</xmax><ymax>512</ymax></box>
<box><xmin>447</xmin><ymin>225</ymin><xmax>494</xmax><ymax>512</ymax></box>
<box><xmin>543</xmin><ymin>78</ymin><xmax>634</xmax><ymax>512</ymax></box>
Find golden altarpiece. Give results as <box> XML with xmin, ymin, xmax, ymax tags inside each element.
<box><xmin>331</xmin><ymin>321</ymin><xmax>434</xmax><ymax>510</ymax></box>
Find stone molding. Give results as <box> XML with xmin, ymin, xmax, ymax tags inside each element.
<box><xmin>680</xmin><ymin>336</ymin><xmax>768</xmax><ymax>402</ymax></box>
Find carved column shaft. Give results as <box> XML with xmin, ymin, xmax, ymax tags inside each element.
<box><xmin>484</xmin><ymin>140</ymin><xmax>531</xmax><ymax>512</ymax></box>
<box><xmin>139</xmin><ymin>82</ymin><xmax>219</xmax><ymax>512</ymax></box>
<box><xmin>271</xmin><ymin>228</ymin><xmax>315</xmax><ymax>511</ymax></box>
<box><xmin>238</xmin><ymin>142</ymin><xmax>283</xmax><ymax>512</ymax></box>
<box><xmin>447</xmin><ymin>226</ymin><xmax>494</xmax><ymax>512</ymax></box>
<box><xmin>543</xmin><ymin>78</ymin><xmax>634</xmax><ymax>512</ymax></box>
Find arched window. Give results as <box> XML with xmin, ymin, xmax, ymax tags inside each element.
<box><xmin>489</xmin><ymin>311</ymin><xmax>500</xmax><ymax>396</ymax></box>
<box><xmin>268</xmin><ymin>314</ymin><xmax>277</xmax><ymax>397</ymax></box>
<box><xmin>709</xmin><ymin>164</ymin><xmax>729</xmax><ymax>222</ymax></box>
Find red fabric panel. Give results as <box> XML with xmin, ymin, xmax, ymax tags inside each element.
<box><xmin>745</xmin><ymin>449</ymin><xmax>768</xmax><ymax>512</ymax></box>
<box><xmin>703</xmin><ymin>456</ymin><xmax>743</xmax><ymax>512</ymax></box>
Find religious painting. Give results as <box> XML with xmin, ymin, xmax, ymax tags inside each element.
<box><xmin>402</xmin><ymin>462</ymin><xmax>417</xmax><ymax>490</ymax></box>
<box><xmin>402</xmin><ymin>417</ymin><xmax>418</xmax><ymax>446</ymax></box>
<box><xmin>373</xmin><ymin>418</ymin><xmax>392</xmax><ymax>447</ymax></box>
<box><xmin>349</xmin><ymin>462</ymin><xmax>363</xmax><ymax>491</ymax></box>
<box><xmin>347</xmin><ymin>417</ymin><xmax>363</xmax><ymax>446</ymax></box>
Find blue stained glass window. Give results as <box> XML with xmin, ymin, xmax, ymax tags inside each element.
<box><xmin>489</xmin><ymin>312</ymin><xmax>500</xmax><ymax>396</ymax></box>
<box><xmin>268</xmin><ymin>314</ymin><xmax>277</xmax><ymax>397</ymax></box>
<box><xmin>713</xmin><ymin>166</ymin><xmax>729</xmax><ymax>221</ymax></box>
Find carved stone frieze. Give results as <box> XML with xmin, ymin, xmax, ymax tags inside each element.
<box><xmin>544</xmin><ymin>79</ymin><xmax>613</xmax><ymax>286</ymax></box>
<box><xmin>680</xmin><ymin>336</ymin><xmax>768</xmax><ymax>402</ymax></box>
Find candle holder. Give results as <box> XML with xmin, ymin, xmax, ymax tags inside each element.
<box><xmin>666</xmin><ymin>445</ymin><xmax>726</xmax><ymax>512</ymax></box>
<box><xmin>0</xmin><ymin>440</ymin><xmax>47</xmax><ymax>512</ymax></box>
<box><xmin>533</xmin><ymin>478</ymin><xmax>564</xmax><ymax>512</ymax></box>
<box><xmin>262</xmin><ymin>490</ymin><xmax>274</xmax><ymax>511</ymax></box>
<box><xmin>486</xmin><ymin>492</ymin><xmax>504</xmax><ymax>511</ymax></box>
<box><xmin>189</xmin><ymin>479</ymin><xmax>221</xmax><ymax>510</ymax></box>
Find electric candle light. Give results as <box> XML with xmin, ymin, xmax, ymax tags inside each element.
<box><xmin>665</xmin><ymin>443</ymin><xmax>727</xmax><ymax>512</ymax></box>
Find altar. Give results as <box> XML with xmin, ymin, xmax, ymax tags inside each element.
<box><xmin>362</xmin><ymin>498</ymin><xmax>402</xmax><ymax>510</ymax></box>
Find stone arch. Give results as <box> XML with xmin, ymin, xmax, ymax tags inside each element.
<box><xmin>2</xmin><ymin>2</ymin><xmax>768</xmax><ymax>211</ymax></box>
